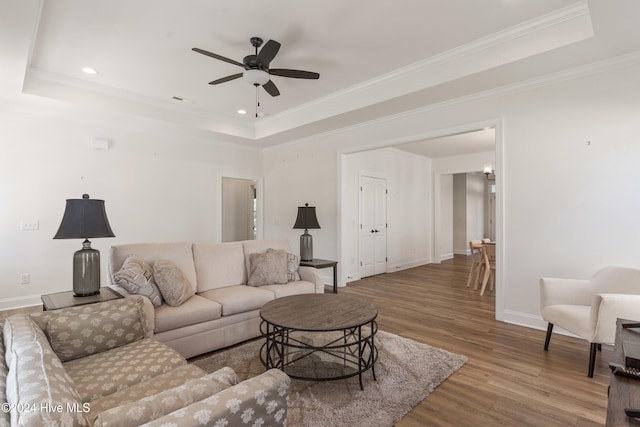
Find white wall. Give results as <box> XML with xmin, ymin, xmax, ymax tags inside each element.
<box><xmin>452</xmin><ymin>173</ymin><xmax>486</xmax><ymax>254</ymax></box>
<box><xmin>452</xmin><ymin>174</ymin><xmax>468</xmax><ymax>254</ymax></box>
<box><xmin>434</xmin><ymin>151</ymin><xmax>495</xmax><ymax>261</ymax></box>
<box><xmin>0</xmin><ymin>101</ymin><xmax>263</xmax><ymax>308</ymax></box>
<box><xmin>263</xmin><ymin>60</ymin><xmax>640</xmax><ymax>330</ymax></box>
<box><xmin>438</xmin><ymin>174</ymin><xmax>453</xmax><ymax>260</ymax></box>
<box><xmin>466</xmin><ymin>173</ymin><xmax>486</xmax><ymax>243</ymax></box>
<box><xmin>340</xmin><ymin>148</ymin><xmax>431</xmax><ymax>282</ymax></box>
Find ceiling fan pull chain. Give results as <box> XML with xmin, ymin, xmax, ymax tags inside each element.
<box><xmin>255</xmin><ymin>84</ymin><xmax>260</xmax><ymax>118</ymax></box>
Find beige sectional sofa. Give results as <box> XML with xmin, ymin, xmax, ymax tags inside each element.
<box><xmin>108</xmin><ymin>238</ymin><xmax>325</xmax><ymax>358</ymax></box>
<box><xmin>0</xmin><ymin>296</ymin><xmax>290</xmax><ymax>427</ymax></box>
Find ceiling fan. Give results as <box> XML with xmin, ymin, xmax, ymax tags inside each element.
<box><xmin>192</xmin><ymin>37</ymin><xmax>320</xmax><ymax>97</ymax></box>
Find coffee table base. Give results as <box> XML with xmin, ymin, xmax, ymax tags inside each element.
<box><xmin>260</xmin><ymin>320</ymin><xmax>378</xmax><ymax>390</ymax></box>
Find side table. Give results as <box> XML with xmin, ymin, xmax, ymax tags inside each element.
<box><xmin>299</xmin><ymin>258</ymin><xmax>338</xmax><ymax>293</ymax></box>
<box><xmin>607</xmin><ymin>318</ymin><xmax>640</xmax><ymax>426</ymax></box>
<box><xmin>41</xmin><ymin>287</ymin><xmax>123</xmax><ymax>311</ymax></box>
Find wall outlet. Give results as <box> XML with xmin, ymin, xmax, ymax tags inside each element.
<box><xmin>20</xmin><ymin>220</ymin><xmax>39</xmax><ymax>231</ymax></box>
<box><xmin>20</xmin><ymin>273</ymin><xmax>30</xmax><ymax>285</ymax></box>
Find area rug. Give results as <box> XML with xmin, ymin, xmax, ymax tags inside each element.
<box><xmin>191</xmin><ymin>330</ymin><xmax>467</xmax><ymax>426</ymax></box>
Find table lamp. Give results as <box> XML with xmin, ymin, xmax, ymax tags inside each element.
<box><xmin>53</xmin><ymin>194</ymin><xmax>115</xmax><ymax>296</ymax></box>
<box><xmin>293</xmin><ymin>203</ymin><xmax>320</xmax><ymax>261</ymax></box>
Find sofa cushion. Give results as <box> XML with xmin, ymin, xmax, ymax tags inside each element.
<box><xmin>109</xmin><ymin>242</ymin><xmax>197</xmax><ymax>292</ymax></box>
<box><xmin>248</xmin><ymin>248</ymin><xmax>288</xmax><ymax>286</ymax></box>
<box><xmin>113</xmin><ymin>255</ymin><xmax>163</xmax><ymax>306</ymax></box>
<box><xmin>64</xmin><ymin>338</ymin><xmax>187</xmax><ymax>402</ymax></box>
<box><xmin>193</xmin><ymin>242</ymin><xmax>247</xmax><ymax>291</ymax></box>
<box><xmin>92</xmin><ymin>367</ymin><xmax>238</xmax><ymax>427</ymax></box>
<box><xmin>30</xmin><ymin>296</ymin><xmax>154</xmax><ymax>339</ymax></box>
<box><xmin>3</xmin><ymin>315</ymin><xmax>89</xmax><ymax>426</ymax></box>
<box><xmin>154</xmin><ymin>295</ymin><xmax>222</xmax><ymax>334</ymax></box>
<box><xmin>200</xmin><ymin>285</ymin><xmax>275</xmax><ymax>316</ymax></box>
<box><xmin>154</xmin><ymin>260</ymin><xmax>195</xmax><ymax>307</ymax></box>
<box><xmin>260</xmin><ymin>280</ymin><xmax>315</xmax><ymax>298</ymax></box>
<box><xmin>45</xmin><ymin>299</ymin><xmax>146</xmax><ymax>362</ymax></box>
<box><xmin>88</xmin><ymin>364</ymin><xmax>206</xmax><ymax>416</ymax></box>
<box><xmin>143</xmin><ymin>368</ymin><xmax>290</xmax><ymax>427</ymax></box>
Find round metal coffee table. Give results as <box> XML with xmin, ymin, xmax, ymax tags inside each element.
<box><xmin>260</xmin><ymin>293</ymin><xmax>378</xmax><ymax>390</ymax></box>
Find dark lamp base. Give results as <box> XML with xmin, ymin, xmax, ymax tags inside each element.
<box><xmin>300</xmin><ymin>232</ymin><xmax>314</xmax><ymax>262</ymax></box>
<box><xmin>72</xmin><ymin>240</ymin><xmax>102</xmax><ymax>297</ymax></box>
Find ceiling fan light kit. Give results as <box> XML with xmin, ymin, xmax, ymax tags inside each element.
<box><xmin>243</xmin><ymin>69</ymin><xmax>270</xmax><ymax>86</ymax></box>
<box><xmin>192</xmin><ymin>36</ymin><xmax>320</xmax><ymax>99</ymax></box>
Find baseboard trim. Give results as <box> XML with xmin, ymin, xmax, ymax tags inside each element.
<box><xmin>0</xmin><ymin>295</ymin><xmax>43</xmax><ymax>311</ymax></box>
<box><xmin>387</xmin><ymin>258</ymin><xmax>431</xmax><ymax>273</ymax></box>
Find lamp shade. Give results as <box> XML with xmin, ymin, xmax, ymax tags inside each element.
<box><xmin>53</xmin><ymin>194</ymin><xmax>115</xmax><ymax>239</ymax></box>
<box><xmin>293</xmin><ymin>203</ymin><xmax>320</xmax><ymax>230</ymax></box>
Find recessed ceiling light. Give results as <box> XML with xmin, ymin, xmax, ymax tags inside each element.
<box><xmin>237</xmin><ymin>109</ymin><xmax>247</xmax><ymax>115</ymax></box>
<box><xmin>82</xmin><ymin>67</ymin><xmax>97</xmax><ymax>75</ymax></box>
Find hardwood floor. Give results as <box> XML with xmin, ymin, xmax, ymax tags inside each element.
<box><xmin>340</xmin><ymin>255</ymin><xmax>611</xmax><ymax>427</ymax></box>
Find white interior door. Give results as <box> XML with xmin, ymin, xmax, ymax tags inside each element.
<box><xmin>359</xmin><ymin>176</ymin><xmax>387</xmax><ymax>278</ymax></box>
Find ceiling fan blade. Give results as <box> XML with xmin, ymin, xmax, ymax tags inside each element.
<box><xmin>209</xmin><ymin>73</ymin><xmax>243</xmax><ymax>85</ymax></box>
<box><xmin>262</xmin><ymin>80</ymin><xmax>280</xmax><ymax>97</ymax></box>
<box><xmin>270</xmin><ymin>69</ymin><xmax>320</xmax><ymax>79</ymax></box>
<box><xmin>192</xmin><ymin>48</ymin><xmax>244</xmax><ymax>68</ymax></box>
<box><xmin>257</xmin><ymin>40</ymin><xmax>281</xmax><ymax>66</ymax></box>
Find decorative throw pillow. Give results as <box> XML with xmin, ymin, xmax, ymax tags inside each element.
<box><xmin>114</xmin><ymin>255</ymin><xmax>163</xmax><ymax>307</ymax></box>
<box><xmin>153</xmin><ymin>260</ymin><xmax>195</xmax><ymax>306</ymax></box>
<box><xmin>287</xmin><ymin>252</ymin><xmax>301</xmax><ymax>282</ymax></box>
<box><xmin>248</xmin><ymin>248</ymin><xmax>288</xmax><ymax>286</ymax></box>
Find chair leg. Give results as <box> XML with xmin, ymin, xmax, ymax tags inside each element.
<box><xmin>473</xmin><ymin>264</ymin><xmax>484</xmax><ymax>290</ymax></box>
<box><xmin>479</xmin><ymin>267</ymin><xmax>491</xmax><ymax>296</ymax></box>
<box><xmin>466</xmin><ymin>263</ymin><xmax>476</xmax><ymax>287</ymax></box>
<box><xmin>588</xmin><ymin>343</ymin><xmax>597</xmax><ymax>378</ymax></box>
<box><xmin>544</xmin><ymin>323</ymin><xmax>553</xmax><ymax>350</ymax></box>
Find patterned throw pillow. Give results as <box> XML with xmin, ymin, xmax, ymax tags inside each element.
<box><xmin>287</xmin><ymin>252</ymin><xmax>301</xmax><ymax>282</ymax></box>
<box><xmin>248</xmin><ymin>248</ymin><xmax>288</xmax><ymax>286</ymax></box>
<box><xmin>153</xmin><ymin>260</ymin><xmax>195</xmax><ymax>307</ymax></box>
<box><xmin>46</xmin><ymin>303</ymin><xmax>145</xmax><ymax>362</ymax></box>
<box><xmin>114</xmin><ymin>255</ymin><xmax>163</xmax><ymax>307</ymax></box>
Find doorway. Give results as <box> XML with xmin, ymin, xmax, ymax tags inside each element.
<box><xmin>339</xmin><ymin>119</ymin><xmax>503</xmax><ymax>320</ymax></box>
<box><xmin>219</xmin><ymin>176</ymin><xmax>263</xmax><ymax>243</ymax></box>
<box><xmin>359</xmin><ymin>175</ymin><xmax>388</xmax><ymax>278</ymax></box>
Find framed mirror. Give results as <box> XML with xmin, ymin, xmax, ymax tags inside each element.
<box><xmin>219</xmin><ymin>176</ymin><xmax>263</xmax><ymax>242</ymax></box>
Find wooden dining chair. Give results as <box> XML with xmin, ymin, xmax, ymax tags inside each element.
<box><xmin>466</xmin><ymin>240</ymin><xmax>484</xmax><ymax>288</ymax></box>
<box><xmin>479</xmin><ymin>244</ymin><xmax>496</xmax><ymax>296</ymax></box>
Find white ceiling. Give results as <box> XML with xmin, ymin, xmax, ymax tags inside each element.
<box><xmin>3</xmin><ymin>0</ymin><xmax>640</xmax><ymax>153</ymax></box>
